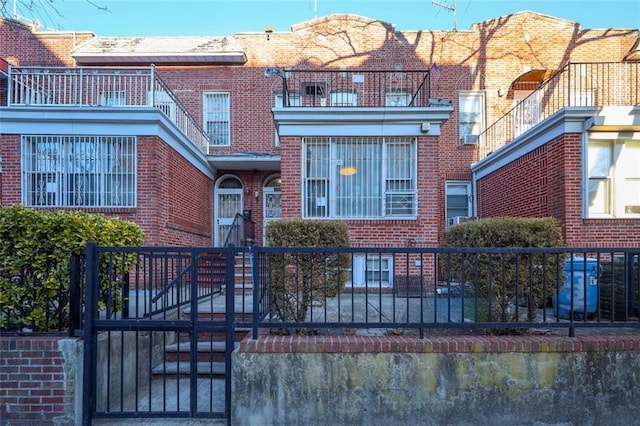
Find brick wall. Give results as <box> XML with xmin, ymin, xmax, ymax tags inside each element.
<box><xmin>0</xmin><ymin>335</ymin><xmax>78</xmax><ymax>425</ymax></box>
<box><xmin>476</xmin><ymin>134</ymin><xmax>640</xmax><ymax>247</ymax></box>
<box><xmin>477</xmin><ymin>136</ymin><xmax>569</xmax><ymax>219</ymax></box>
<box><xmin>0</xmin><ymin>18</ymin><xmax>92</xmax><ymax>66</ymax></box>
<box><xmin>2</xmin><ymin>13</ymin><xmax>638</xmax><ymax>248</ymax></box>
<box><xmin>0</xmin><ymin>134</ymin><xmax>213</xmax><ymax>247</ymax></box>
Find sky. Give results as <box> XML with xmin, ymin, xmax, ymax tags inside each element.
<box><xmin>5</xmin><ymin>0</ymin><xmax>640</xmax><ymax>36</ymax></box>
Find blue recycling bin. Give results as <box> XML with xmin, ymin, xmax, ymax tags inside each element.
<box><xmin>553</xmin><ymin>257</ymin><xmax>601</xmax><ymax>319</ymax></box>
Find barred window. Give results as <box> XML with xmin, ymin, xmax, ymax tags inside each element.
<box><xmin>204</xmin><ymin>92</ymin><xmax>230</xmax><ymax>146</ymax></box>
<box><xmin>303</xmin><ymin>137</ymin><xmax>417</xmax><ymax>219</ymax></box>
<box><xmin>22</xmin><ymin>135</ymin><xmax>137</xmax><ymax>208</ymax></box>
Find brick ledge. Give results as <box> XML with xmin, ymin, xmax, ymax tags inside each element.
<box><xmin>238</xmin><ymin>333</ymin><xmax>640</xmax><ymax>354</ymax></box>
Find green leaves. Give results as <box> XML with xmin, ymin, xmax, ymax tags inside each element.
<box><xmin>0</xmin><ymin>206</ymin><xmax>144</xmax><ymax>331</ymax></box>
<box><xmin>265</xmin><ymin>220</ymin><xmax>351</xmax><ymax>328</ymax></box>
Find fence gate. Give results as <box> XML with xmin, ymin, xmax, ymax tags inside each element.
<box><xmin>81</xmin><ymin>243</ymin><xmax>237</xmax><ymax>424</ymax></box>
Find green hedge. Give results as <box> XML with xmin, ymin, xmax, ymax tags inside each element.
<box><xmin>0</xmin><ymin>206</ymin><xmax>144</xmax><ymax>332</ymax></box>
<box><xmin>265</xmin><ymin>220</ymin><xmax>351</xmax><ymax>327</ymax></box>
<box><xmin>443</xmin><ymin>217</ymin><xmax>564</xmax><ymax>322</ymax></box>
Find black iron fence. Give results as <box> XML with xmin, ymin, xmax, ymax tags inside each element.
<box><xmin>69</xmin><ymin>245</ymin><xmax>640</xmax><ymax>339</ymax></box>
<box><xmin>71</xmin><ymin>243</ymin><xmax>639</xmax><ymax>422</ymax></box>
<box><xmin>250</xmin><ymin>246</ymin><xmax>640</xmax><ymax>338</ymax></box>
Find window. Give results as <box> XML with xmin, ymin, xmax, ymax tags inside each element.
<box><xmin>513</xmin><ymin>91</ymin><xmax>541</xmax><ymax>137</ymax></box>
<box><xmin>570</xmin><ymin>90</ymin><xmax>595</xmax><ymax>107</ymax></box>
<box><xmin>385</xmin><ymin>90</ymin><xmax>411</xmax><ymax>107</ymax></box>
<box><xmin>274</xmin><ymin>93</ymin><xmax>300</xmax><ymax>146</ymax></box>
<box><xmin>303</xmin><ymin>137</ymin><xmax>416</xmax><ymax>219</ymax></box>
<box><xmin>148</xmin><ymin>90</ymin><xmax>177</xmax><ymax>121</ymax></box>
<box><xmin>445</xmin><ymin>181</ymin><xmax>472</xmax><ymax>226</ymax></box>
<box><xmin>330</xmin><ymin>90</ymin><xmax>358</xmax><ymax>106</ymax></box>
<box><xmin>22</xmin><ymin>135</ymin><xmax>136</xmax><ymax>207</ymax></box>
<box><xmin>586</xmin><ymin>139</ymin><xmax>640</xmax><ymax>217</ymax></box>
<box><xmin>458</xmin><ymin>92</ymin><xmax>485</xmax><ymax>144</ymax></box>
<box><xmin>204</xmin><ymin>92</ymin><xmax>230</xmax><ymax>146</ymax></box>
<box><xmin>99</xmin><ymin>91</ymin><xmax>126</xmax><ymax>106</ymax></box>
<box><xmin>350</xmin><ymin>254</ymin><xmax>394</xmax><ymax>287</ymax></box>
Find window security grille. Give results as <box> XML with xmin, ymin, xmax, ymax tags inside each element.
<box><xmin>204</xmin><ymin>92</ymin><xmax>230</xmax><ymax>146</ymax></box>
<box><xmin>303</xmin><ymin>137</ymin><xmax>417</xmax><ymax>219</ymax></box>
<box><xmin>22</xmin><ymin>135</ymin><xmax>137</xmax><ymax>208</ymax></box>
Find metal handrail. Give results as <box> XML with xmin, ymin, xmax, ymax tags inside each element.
<box><xmin>7</xmin><ymin>64</ymin><xmax>210</xmax><ymax>154</ymax></box>
<box><xmin>478</xmin><ymin>62</ymin><xmax>640</xmax><ymax>159</ymax></box>
<box><xmin>223</xmin><ymin>213</ymin><xmax>256</xmax><ymax>247</ymax></box>
<box><xmin>271</xmin><ymin>68</ymin><xmax>432</xmax><ymax>108</ymax></box>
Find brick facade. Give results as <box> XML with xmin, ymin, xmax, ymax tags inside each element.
<box><xmin>1</xmin><ymin>12</ymin><xmax>639</xmax><ymax>246</ymax></box>
<box><xmin>0</xmin><ymin>335</ymin><xmax>78</xmax><ymax>425</ymax></box>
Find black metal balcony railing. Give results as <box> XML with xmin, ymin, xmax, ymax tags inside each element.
<box><xmin>6</xmin><ymin>65</ymin><xmax>211</xmax><ymax>153</ymax></box>
<box><xmin>479</xmin><ymin>62</ymin><xmax>640</xmax><ymax>159</ymax></box>
<box><xmin>268</xmin><ymin>68</ymin><xmax>432</xmax><ymax>108</ymax></box>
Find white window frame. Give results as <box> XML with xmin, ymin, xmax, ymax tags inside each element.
<box><xmin>302</xmin><ymin>137</ymin><xmax>417</xmax><ymax>219</ymax></box>
<box><xmin>330</xmin><ymin>90</ymin><xmax>358</xmax><ymax>106</ymax></box>
<box><xmin>203</xmin><ymin>92</ymin><xmax>230</xmax><ymax>146</ymax></box>
<box><xmin>99</xmin><ymin>91</ymin><xmax>126</xmax><ymax>106</ymax></box>
<box><xmin>148</xmin><ymin>90</ymin><xmax>177</xmax><ymax>122</ymax></box>
<box><xmin>445</xmin><ymin>181</ymin><xmax>472</xmax><ymax>227</ymax></box>
<box><xmin>21</xmin><ymin>135</ymin><xmax>137</xmax><ymax>208</ymax></box>
<box><xmin>385</xmin><ymin>90</ymin><xmax>412</xmax><ymax>107</ymax></box>
<box><xmin>458</xmin><ymin>91</ymin><xmax>485</xmax><ymax>144</ymax></box>
<box><xmin>350</xmin><ymin>254</ymin><xmax>394</xmax><ymax>288</ymax></box>
<box><xmin>585</xmin><ymin>138</ymin><xmax>640</xmax><ymax>218</ymax></box>
<box><xmin>274</xmin><ymin>93</ymin><xmax>300</xmax><ymax>146</ymax></box>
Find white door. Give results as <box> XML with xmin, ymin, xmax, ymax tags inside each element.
<box><xmin>262</xmin><ymin>176</ymin><xmax>282</xmax><ymax>244</ymax></box>
<box><xmin>215</xmin><ymin>177</ymin><xmax>243</xmax><ymax>246</ymax></box>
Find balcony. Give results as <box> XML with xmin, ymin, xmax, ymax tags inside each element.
<box><xmin>479</xmin><ymin>62</ymin><xmax>640</xmax><ymax>159</ymax></box>
<box><xmin>267</xmin><ymin>68</ymin><xmax>433</xmax><ymax>108</ymax></box>
<box><xmin>5</xmin><ymin>65</ymin><xmax>210</xmax><ymax>154</ymax></box>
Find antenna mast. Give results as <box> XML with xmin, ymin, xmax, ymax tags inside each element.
<box><xmin>432</xmin><ymin>0</ymin><xmax>457</xmax><ymax>31</ymax></box>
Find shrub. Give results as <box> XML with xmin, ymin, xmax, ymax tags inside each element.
<box><xmin>265</xmin><ymin>220</ymin><xmax>351</xmax><ymax>329</ymax></box>
<box><xmin>442</xmin><ymin>217</ymin><xmax>564</xmax><ymax>323</ymax></box>
<box><xmin>0</xmin><ymin>206</ymin><xmax>144</xmax><ymax>332</ymax></box>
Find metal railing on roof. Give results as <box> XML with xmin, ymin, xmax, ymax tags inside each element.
<box><xmin>478</xmin><ymin>62</ymin><xmax>640</xmax><ymax>159</ymax></box>
<box><xmin>6</xmin><ymin>64</ymin><xmax>210</xmax><ymax>154</ymax></box>
<box><xmin>268</xmin><ymin>68</ymin><xmax>432</xmax><ymax>108</ymax></box>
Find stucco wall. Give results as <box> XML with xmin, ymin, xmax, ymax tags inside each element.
<box><xmin>233</xmin><ymin>334</ymin><xmax>640</xmax><ymax>426</ymax></box>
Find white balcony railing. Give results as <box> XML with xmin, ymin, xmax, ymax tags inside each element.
<box><xmin>7</xmin><ymin>65</ymin><xmax>210</xmax><ymax>154</ymax></box>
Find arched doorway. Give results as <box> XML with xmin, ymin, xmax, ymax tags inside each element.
<box><xmin>214</xmin><ymin>175</ymin><xmax>243</xmax><ymax>246</ymax></box>
<box><xmin>262</xmin><ymin>175</ymin><xmax>281</xmax><ymax>244</ymax></box>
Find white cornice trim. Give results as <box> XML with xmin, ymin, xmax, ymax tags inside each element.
<box><xmin>472</xmin><ymin>106</ymin><xmax>640</xmax><ymax>180</ymax></box>
<box><xmin>273</xmin><ymin>106</ymin><xmax>454</xmax><ymax>137</ymax></box>
<box><xmin>471</xmin><ymin>108</ymin><xmax>596</xmax><ymax>180</ymax></box>
<box><xmin>0</xmin><ymin>106</ymin><xmax>214</xmax><ymax>178</ymax></box>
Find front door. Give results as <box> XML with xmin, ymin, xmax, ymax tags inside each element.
<box><xmin>262</xmin><ymin>176</ymin><xmax>282</xmax><ymax>244</ymax></box>
<box><xmin>215</xmin><ymin>176</ymin><xmax>243</xmax><ymax>246</ymax></box>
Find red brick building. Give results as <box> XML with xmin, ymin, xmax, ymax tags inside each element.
<box><xmin>1</xmin><ymin>11</ymin><xmax>639</xmax><ymax>255</ymax></box>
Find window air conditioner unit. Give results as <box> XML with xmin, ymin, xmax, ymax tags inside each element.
<box><xmin>461</xmin><ymin>134</ymin><xmax>479</xmax><ymax>145</ymax></box>
<box><xmin>447</xmin><ymin>216</ymin><xmax>471</xmax><ymax>227</ymax></box>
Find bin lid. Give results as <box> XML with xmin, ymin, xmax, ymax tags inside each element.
<box><xmin>564</xmin><ymin>257</ymin><xmax>600</xmax><ymax>272</ymax></box>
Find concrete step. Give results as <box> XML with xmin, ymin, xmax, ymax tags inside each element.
<box><xmin>152</xmin><ymin>361</ymin><xmax>226</xmax><ymax>377</ymax></box>
<box><xmin>164</xmin><ymin>341</ymin><xmax>239</xmax><ymax>363</ymax></box>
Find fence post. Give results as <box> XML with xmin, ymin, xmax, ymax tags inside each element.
<box><xmin>225</xmin><ymin>244</ymin><xmax>236</xmax><ymax>419</ymax></box>
<box><xmin>68</xmin><ymin>253</ymin><xmax>81</xmax><ymax>337</ymax></box>
<box><xmin>6</xmin><ymin>63</ymin><xmax>11</xmax><ymax>106</ymax></box>
<box><xmin>82</xmin><ymin>241</ymin><xmax>99</xmax><ymax>425</ymax></box>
